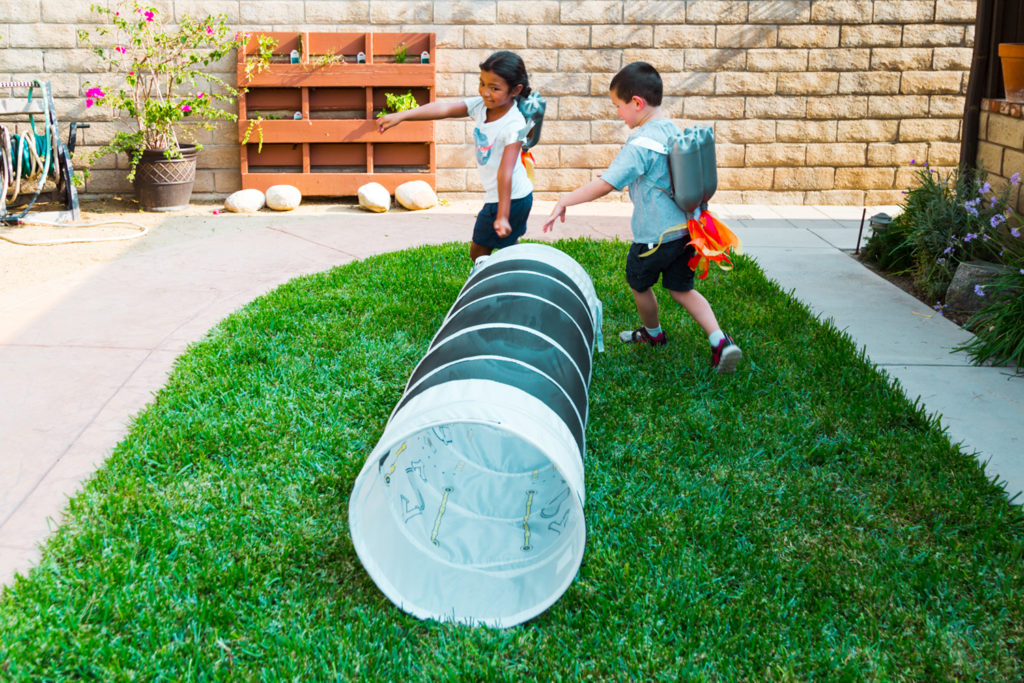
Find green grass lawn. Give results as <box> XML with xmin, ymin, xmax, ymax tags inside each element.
<box><xmin>2</xmin><ymin>239</ymin><xmax>1022</xmax><ymax>680</ymax></box>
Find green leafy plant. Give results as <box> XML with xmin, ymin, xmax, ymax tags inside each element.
<box><xmin>892</xmin><ymin>163</ymin><xmax>1007</xmax><ymax>302</ymax></box>
<box><xmin>393</xmin><ymin>41</ymin><xmax>407</xmax><ymax>64</ymax></box>
<box><xmin>78</xmin><ymin>1</ymin><xmax>246</xmax><ymax>181</ymax></box>
<box><xmin>955</xmin><ymin>191</ymin><xmax>1024</xmax><ymax>371</ymax></box>
<box><xmin>862</xmin><ymin>211</ymin><xmax>915</xmax><ymax>272</ymax></box>
<box><xmin>375</xmin><ymin>90</ymin><xmax>418</xmax><ymax>118</ymax></box>
<box><xmin>244</xmin><ymin>34</ymin><xmax>279</xmax><ymax>81</ymax></box>
<box><xmin>310</xmin><ymin>49</ymin><xmax>344</xmax><ymax>69</ymax></box>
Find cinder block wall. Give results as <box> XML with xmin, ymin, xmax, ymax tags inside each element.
<box><xmin>1</xmin><ymin>0</ymin><xmax>977</xmax><ymax>205</ymax></box>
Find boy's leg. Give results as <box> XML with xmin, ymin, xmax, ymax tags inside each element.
<box><xmin>633</xmin><ymin>287</ymin><xmax>661</xmax><ymax>329</ymax></box>
<box><xmin>668</xmin><ymin>288</ymin><xmax>718</xmax><ymax>336</ymax></box>
<box><xmin>621</xmin><ymin>243</ymin><xmax>667</xmax><ymax>345</ymax></box>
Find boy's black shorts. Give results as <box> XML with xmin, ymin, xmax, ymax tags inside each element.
<box><xmin>472</xmin><ymin>194</ymin><xmax>533</xmax><ymax>249</ymax></box>
<box><xmin>625</xmin><ymin>237</ymin><xmax>697</xmax><ymax>293</ymax></box>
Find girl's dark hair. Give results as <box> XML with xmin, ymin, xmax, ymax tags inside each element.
<box><xmin>609</xmin><ymin>61</ymin><xmax>663</xmax><ymax>107</ymax></box>
<box><xmin>480</xmin><ymin>51</ymin><xmax>532</xmax><ymax>102</ymax></box>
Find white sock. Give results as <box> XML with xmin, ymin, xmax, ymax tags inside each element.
<box><xmin>709</xmin><ymin>330</ymin><xmax>726</xmax><ymax>347</ymax></box>
<box><xmin>645</xmin><ymin>325</ymin><xmax>662</xmax><ymax>337</ymax></box>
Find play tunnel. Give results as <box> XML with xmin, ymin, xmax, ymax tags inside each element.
<box><xmin>348</xmin><ymin>243</ymin><xmax>602</xmax><ymax>628</ymax></box>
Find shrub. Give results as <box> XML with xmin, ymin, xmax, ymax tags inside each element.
<box><xmin>956</xmin><ymin>225</ymin><xmax>1024</xmax><ymax>372</ymax></box>
<box><xmin>898</xmin><ymin>163</ymin><xmax>1005</xmax><ymax>302</ymax></box>
<box><xmin>862</xmin><ymin>211</ymin><xmax>915</xmax><ymax>272</ymax></box>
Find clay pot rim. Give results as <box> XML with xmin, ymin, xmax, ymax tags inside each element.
<box><xmin>999</xmin><ymin>43</ymin><xmax>1024</xmax><ymax>58</ymax></box>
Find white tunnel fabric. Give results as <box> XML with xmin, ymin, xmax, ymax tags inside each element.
<box><xmin>348</xmin><ymin>244</ymin><xmax>601</xmax><ymax>628</ymax></box>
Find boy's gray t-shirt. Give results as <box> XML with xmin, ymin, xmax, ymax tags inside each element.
<box><xmin>600</xmin><ymin>118</ymin><xmax>689</xmax><ymax>244</ymax></box>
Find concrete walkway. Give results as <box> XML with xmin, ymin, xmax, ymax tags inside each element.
<box><xmin>2</xmin><ymin>200</ymin><xmax>1022</xmax><ymax>587</ymax></box>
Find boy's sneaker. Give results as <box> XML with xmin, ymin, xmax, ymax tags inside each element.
<box><xmin>619</xmin><ymin>327</ymin><xmax>667</xmax><ymax>346</ymax></box>
<box><xmin>711</xmin><ymin>334</ymin><xmax>742</xmax><ymax>374</ymax></box>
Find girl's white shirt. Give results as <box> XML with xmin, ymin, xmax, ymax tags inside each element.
<box><xmin>464</xmin><ymin>96</ymin><xmax>533</xmax><ymax>203</ymax></box>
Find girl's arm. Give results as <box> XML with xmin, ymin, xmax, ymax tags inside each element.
<box><xmin>377</xmin><ymin>100</ymin><xmax>469</xmax><ymax>132</ymax></box>
<box><xmin>542</xmin><ymin>178</ymin><xmax>616</xmax><ymax>232</ymax></box>
<box><xmin>493</xmin><ymin>141</ymin><xmax>524</xmax><ymax>238</ymax></box>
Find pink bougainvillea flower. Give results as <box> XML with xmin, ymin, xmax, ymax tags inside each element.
<box><xmin>115</xmin><ymin>45</ymin><xmax>127</xmax><ymax>54</ymax></box>
<box><xmin>85</xmin><ymin>87</ymin><xmax>105</xmax><ymax>99</ymax></box>
<box><xmin>181</xmin><ymin>104</ymin><xmax>192</xmax><ymax>112</ymax></box>
<box><xmin>206</xmin><ymin>26</ymin><xmax>214</xmax><ymax>35</ymax></box>
<box><xmin>212</xmin><ymin>209</ymin><xmax>220</xmax><ymax>215</ymax></box>
<box><xmin>86</xmin><ymin>98</ymin><xmax>95</xmax><ymax>108</ymax></box>
<box><xmin>145</xmin><ymin>10</ymin><xmax>154</xmax><ymax>21</ymax></box>
<box><xmin>197</xmin><ymin>92</ymin><xmax>205</xmax><ymax>98</ymax></box>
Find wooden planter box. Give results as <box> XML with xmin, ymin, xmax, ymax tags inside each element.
<box><xmin>237</xmin><ymin>32</ymin><xmax>436</xmax><ymax>196</ymax></box>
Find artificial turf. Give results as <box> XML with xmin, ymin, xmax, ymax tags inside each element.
<box><xmin>1</xmin><ymin>239</ymin><xmax>1021</xmax><ymax>680</ymax></box>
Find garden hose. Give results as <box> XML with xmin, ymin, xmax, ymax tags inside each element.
<box><xmin>0</xmin><ymin>218</ymin><xmax>149</xmax><ymax>246</ymax></box>
<box><xmin>0</xmin><ymin>80</ymin><xmax>55</xmax><ymax>222</ymax></box>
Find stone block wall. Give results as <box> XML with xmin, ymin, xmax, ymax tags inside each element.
<box><xmin>976</xmin><ymin>99</ymin><xmax>1024</xmax><ymax>214</ymax></box>
<box><xmin>0</xmin><ymin>0</ymin><xmax>978</xmax><ymax>204</ymax></box>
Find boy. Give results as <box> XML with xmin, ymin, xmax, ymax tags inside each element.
<box><xmin>541</xmin><ymin>61</ymin><xmax>741</xmax><ymax>374</ymax></box>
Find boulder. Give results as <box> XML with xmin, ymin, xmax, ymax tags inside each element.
<box><xmin>224</xmin><ymin>188</ymin><xmax>265</xmax><ymax>213</ymax></box>
<box><xmin>395</xmin><ymin>180</ymin><xmax>438</xmax><ymax>211</ymax></box>
<box><xmin>358</xmin><ymin>182</ymin><xmax>391</xmax><ymax>213</ymax></box>
<box><xmin>266</xmin><ymin>184</ymin><xmax>302</xmax><ymax>211</ymax></box>
<box><xmin>945</xmin><ymin>260</ymin><xmax>1010</xmax><ymax>314</ymax></box>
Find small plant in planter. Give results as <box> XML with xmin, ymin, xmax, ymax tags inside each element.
<box><xmin>393</xmin><ymin>42</ymin><xmax>408</xmax><ymax>64</ymax></box>
<box><xmin>376</xmin><ymin>91</ymin><xmax>418</xmax><ymax>118</ymax></box>
<box><xmin>78</xmin><ymin>0</ymin><xmax>246</xmax><ymax>206</ymax></box>
<box><xmin>244</xmin><ymin>34</ymin><xmax>279</xmax><ymax>81</ymax></box>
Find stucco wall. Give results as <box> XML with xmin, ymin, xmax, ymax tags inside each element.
<box><xmin>0</xmin><ymin>0</ymin><xmax>978</xmax><ymax>204</ymax></box>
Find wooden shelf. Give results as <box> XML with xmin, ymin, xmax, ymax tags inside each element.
<box><xmin>237</xmin><ymin>32</ymin><xmax>436</xmax><ymax>196</ymax></box>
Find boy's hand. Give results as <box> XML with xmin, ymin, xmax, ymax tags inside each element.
<box><xmin>377</xmin><ymin>112</ymin><xmax>401</xmax><ymax>133</ymax></box>
<box><xmin>493</xmin><ymin>216</ymin><xmax>512</xmax><ymax>238</ymax></box>
<box><xmin>542</xmin><ymin>201</ymin><xmax>566</xmax><ymax>233</ymax></box>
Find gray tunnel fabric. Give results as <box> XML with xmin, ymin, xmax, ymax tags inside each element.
<box><xmin>348</xmin><ymin>243</ymin><xmax>602</xmax><ymax>628</ymax></box>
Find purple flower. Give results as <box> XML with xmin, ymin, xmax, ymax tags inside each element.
<box><xmin>964</xmin><ymin>233</ymin><xmax>977</xmax><ymax>242</ymax></box>
<box><xmin>991</xmin><ymin>214</ymin><xmax>1006</xmax><ymax>228</ymax></box>
<box><xmin>1013</xmin><ymin>172</ymin><xmax>1021</xmax><ymax>185</ymax></box>
<box><xmin>991</xmin><ymin>195</ymin><xmax>999</xmax><ymax>207</ymax></box>
<box><xmin>965</xmin><ymin>203</ymin><xmax>979</xmax><ymax>217</ymax></box>
<box><xmin>943</xmin><ymin>246</ymin><xmax>954</xmax><ymax>254</ymax></box>
<box><xmin>974</xmin><ymin>284</ymin><xmax>986</xmax><ymax>297</ymax></box>
<box><xmin>910</xmin><ymin>159</ymin><xmax>916</xmax><ymax>165</ymax></box>
<box><xmin>981</xmin><ymin>181</ymin><xmax>992</xmax><ymax>194</ymax></box>
<box><xmin>1012</xmin><ymin>227</ymin><xmax>1021</xmax><ymax>238</ymax></box>
<box><xmin>937</xmin><ymin>257</ymin><xmax>946</xmax><ymax>263</ymax></box>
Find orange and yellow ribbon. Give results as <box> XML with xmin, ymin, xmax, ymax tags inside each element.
<box><xmin>639</xmin><ymin>210</ymin><xmax>742</xmax><ymax>280</ymax></box>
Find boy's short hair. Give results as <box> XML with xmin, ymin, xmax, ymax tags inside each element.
<box><xmin>609</xmin><ymin>61</ymin><xmax>663</xmax><ymax>107</ymax></box>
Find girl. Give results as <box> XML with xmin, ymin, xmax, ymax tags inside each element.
<box><xmin>378</xmin><ymin>51</ymin><xmax>534</xmax><ymax>262</ymax></box>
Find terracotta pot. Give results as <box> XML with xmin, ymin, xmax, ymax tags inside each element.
<box><xmin>999</xmin><ymin>43</ymin><xmax>1024</xmax><ymax>103</ymax></box>
<box><xmin>133</xmin><ymin>144</ymin><xmax>197</xmax><ymax>212</ymax></box>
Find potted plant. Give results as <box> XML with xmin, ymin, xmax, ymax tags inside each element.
<box><xmin>79</xmin><ymin>1</ymin><xmax>246</xmax><ymax>211</ymax></box>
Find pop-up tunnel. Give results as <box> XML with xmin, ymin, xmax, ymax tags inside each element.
<box><xmin>348</xmin><ymin>243</ymin><xmax>602</xmax><ymax>628</ymax></box>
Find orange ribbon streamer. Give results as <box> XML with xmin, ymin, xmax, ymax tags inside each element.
<box><xmin>639</xmin><ymin>211</ymin><xmax>743</xmax><ymax>278</ymax></box>
<box><xmin>686</xmin><ymin>211</ymin><xmax>743</xmax><ymax>279</ymax></box>
<box><xmin>521</xmin><ymin>150</ymin><xmax>536</xmax><ymax>183</ymax></box>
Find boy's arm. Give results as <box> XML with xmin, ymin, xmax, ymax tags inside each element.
<box><xmin>377</xmin><ymin>100</ymin><xmax>469</xmax><ymax>132</ymax></box>
<box><xmin>541</xmin><ymin>178</ymin><xmax>616</xmax><ymax>232</ymax></box>
<box><xmin>493</xmin><ymin>141</ymin><xmax>524</xmax><ymax>238</ymax></box>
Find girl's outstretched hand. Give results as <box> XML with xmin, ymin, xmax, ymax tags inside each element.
<box><xmin>377</xmin><ymin>112</ymin><xmax>401</xmax><ymax>133</ymax></box>
<box><xmin>542</xmin><ymin>201</ymin><xmax>566</xmax><ymax>233</ymax></box>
